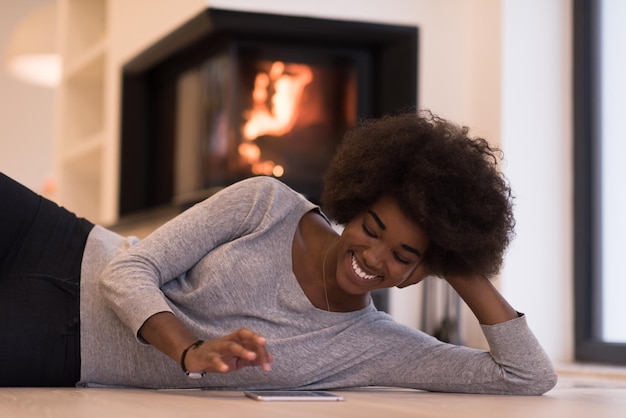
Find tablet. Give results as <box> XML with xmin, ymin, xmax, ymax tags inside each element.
<box><xmin>244</xmin><ymin>390</ymin><xmax>344</xmax><ymax>401</ymax></box>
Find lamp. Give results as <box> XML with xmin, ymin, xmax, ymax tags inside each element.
<box><xmin>5</xmin><ymin>2</ymin><xmax>60</xmax><ymax>88</ymax></box>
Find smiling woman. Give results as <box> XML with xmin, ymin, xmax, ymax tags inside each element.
<box><xmin>1</xmin><ymin>111</ymin><xmax>555</xmax><ymax>395</ymax></box>
<box><xmin>322</xmin><ymin>111</ymin><xmax>515</xmax><ymax>279</ymax></box>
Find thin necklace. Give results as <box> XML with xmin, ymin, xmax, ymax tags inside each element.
<box><xmin>322</xmin><ymin>239</ymin><xmax>337</xmax><ymax>312</ymax></box>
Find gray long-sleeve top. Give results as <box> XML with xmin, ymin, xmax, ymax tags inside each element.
<box><xmin>79</xmin><ymin>176</ymin><xmax>557</xmax><ymax>394</ymax></box>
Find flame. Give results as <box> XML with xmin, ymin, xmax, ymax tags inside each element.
<box><xmin>242</xmin><ymin>61</ymin><xmax>313</xmax><ymax>140</ymax></box>
<box><xmin>239</xmin><ymin>61</ymin><xmax>313</xmax><ymax>178</ymax></box>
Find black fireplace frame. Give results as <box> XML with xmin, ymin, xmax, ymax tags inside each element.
<box><xmin>119</xmin><ymin>8</ymin><xmax>418</xmax><ymax>217</ymax></box>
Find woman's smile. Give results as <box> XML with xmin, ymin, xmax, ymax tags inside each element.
<box><xmin>350</xmin><ymin>252</ymin><xmax>382</xmax><ymax>281</ymax></box>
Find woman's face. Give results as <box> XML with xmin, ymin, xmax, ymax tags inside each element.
<box><xmin>335</xmin><ymin>195</ymin><xmax>430</xmax><ymax>295</ymax></box>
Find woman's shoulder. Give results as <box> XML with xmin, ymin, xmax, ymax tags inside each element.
<box><xmin>231</xmin><ymin>176</ymin><xmax>296</xmax><ymax>194</ymax></box>
<box><xmin>224</xmin><ymin>176</ymin><xmax>313</xmax><ymax>208</ymax></box>
<box><xmin>184</xmin><ymin>177</ymin><xmax>318</xmax><ymax>232</ymax></box>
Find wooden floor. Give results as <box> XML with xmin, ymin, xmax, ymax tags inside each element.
<box><xmin>1</xmin><ymin>373</ymin><xmax>625</xmax><ymax>418</ymax></box>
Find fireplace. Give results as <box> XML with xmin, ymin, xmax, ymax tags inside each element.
<box><xmin>119</xmin><ymin>8</ymin><xmax>418</xmax><ymax>216</ymax></box>
<box><xmin>171</xmin><ymin>41</ymin><xmax>362</xmax><ymax>207</ymax></box>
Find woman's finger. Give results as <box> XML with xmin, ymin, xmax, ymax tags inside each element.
<box><xmin>229</xmin><ymin>329</ymin><xmax>273</xmax><ymax>370</ymax></box>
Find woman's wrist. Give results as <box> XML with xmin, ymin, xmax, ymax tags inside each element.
<box><xmin>180</xmin><ymin>340</ymin><xmax>206</xmax><ymax>378</ymax></box>
<box><xmin>446</xmin><ymin>274</ymin><xmax>518</xmax><ymax>325</ymax></box>
<box><xmin>139</xmin><ymin>312</ymin><xmax>200</xmax><ymax>365</ymax></box>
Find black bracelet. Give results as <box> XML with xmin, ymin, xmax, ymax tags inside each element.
<box><xmin>180</xmin><ymin>340</ymin><xmax>205</xmax><ymax>379</ymax></box>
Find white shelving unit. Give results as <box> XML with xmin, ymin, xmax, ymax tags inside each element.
<box><xmin>55</xmin><ymin>0</ymin><xmax>110</xmax><ymax>224</ymax></box>
<box><xmin>53</xmin><ymin>0</ymin><xmax>210</xmax><ymax>227</ymax></box>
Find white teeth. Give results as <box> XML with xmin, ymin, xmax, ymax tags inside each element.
<box><xmin>351</xmin><ymin>254</ymin><xmax>379</xmax><ymax>280</ymax></box>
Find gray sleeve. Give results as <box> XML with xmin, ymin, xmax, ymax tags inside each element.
<box><xmin>97</xmin><ymin>177</ymin><xmax>287</xmax><ymax>339</ymax></box>
<box><xmin>375</xmin><ymin>314</ymin><xmax>557</xmax><ymax>395</ymax></box>
<box><xmin>479</xmin><ymin>314</ymin><xmax>557</xmax><ymax>394</ymax></box>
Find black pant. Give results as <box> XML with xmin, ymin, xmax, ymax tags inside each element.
<box><xmin>0</xmin><ymin>173</ymin><xmax>94</xmax><ymax>386</ymax></box>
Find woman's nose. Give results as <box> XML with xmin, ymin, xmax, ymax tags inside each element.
<box><xmin>362</xmin><ymin>245</ymin><xmax>385</xmax><ymax>270</ymax></box>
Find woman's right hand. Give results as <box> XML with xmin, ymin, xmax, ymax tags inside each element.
<box><xmin>139</xmin><ymin>312</ymin><xmax>273</xmax><ymax>375</ymax></box>
<box><xmin>182</xmin><ymin>328</ymin><xmax>274</xmax><ymax>374</ymax></box>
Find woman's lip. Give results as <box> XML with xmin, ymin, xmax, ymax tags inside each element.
<box><xmin>348</xmin><ymin>252</ymin><xmax>382</xmax><ymax>283</ymax></box>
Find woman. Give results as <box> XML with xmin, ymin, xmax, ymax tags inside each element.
<box><xmin>0</xmin><ymin>112</ymin><xmax>557</xmax><ymax>393</ymax></box>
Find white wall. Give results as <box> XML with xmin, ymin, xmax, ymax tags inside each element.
<box><xmin>500</xmin><ymin>0</ymin><xmax>573</xmax><ymax>364</ymax></box>
<box><xmin>0</xmin><ymin>0</ymin><xmax>56</xmax><ymax>193</ymax></box>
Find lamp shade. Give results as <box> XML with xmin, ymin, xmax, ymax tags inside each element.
<box><xmin>5</xmin><ymin>2</ymin><xmax>60</xmax><ymax>87</ymax></box>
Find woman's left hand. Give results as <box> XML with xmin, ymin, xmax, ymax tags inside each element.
<box><xmin>445</xmin><ymin>274</ymin><xmax>518</xmax><ymax>325</ymax></box>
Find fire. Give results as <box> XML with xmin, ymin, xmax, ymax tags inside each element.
<box><xmin>239</xmin><ymin>61</ymin><xmax>314</xmax><ymax>177</ymax></box>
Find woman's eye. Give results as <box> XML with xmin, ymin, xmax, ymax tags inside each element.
<box><xmin>362</xmin><ymin>223</ymin><xmax>377</xmax><ymax>238</ymax></box>
<box><xmin>393</xmin><ymin>253</ymin><xmax>411</xmax><ymax>265</ymax></box>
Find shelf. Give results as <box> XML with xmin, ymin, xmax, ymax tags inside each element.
<box><xmin>64</xmin><ymin>0</ymin><xmax>108</xmax><ymax>64</ymax></box>
<box><xmin>60</xmin><ymin>50</ymin><xmax>105</xmax><ymax>149</ymax></box>
<box><xmin>56</xmin><ymin>0</ymin><xmax>109</xmax><ymax>223</ymax></box>
<box><xmin>59</xmin><ymin>131</ymin><xmax>104</xmax><ymax>164</ymax></box>
<box><xmin>63</xmin><ymin>38</ymin><xmax>107</xmax><ymax>81</ymax></box>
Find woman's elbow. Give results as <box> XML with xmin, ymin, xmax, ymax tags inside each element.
<box><xmin>530</xmin><ymin>368</ymin><xmax>558</xmax><ymax>395</ymax></box>
<box><xmin>508</xmin><ymin>364</ymin><xmax>559</xmax><ymax>395</ymax></box>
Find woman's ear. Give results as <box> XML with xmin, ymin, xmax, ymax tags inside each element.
<box><xmin>396</xmin><ymin>263</ymin><xmax>430</xmax><ymax>288</ymax></box>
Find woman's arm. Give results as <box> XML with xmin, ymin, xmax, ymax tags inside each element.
<box><xmin>98</xmin><ymin>177</ymin><xmax>288</xmax><ymax>373</ymax></box>
<box><xmin>374</xmin><ymin>275</ymin><xmax>556</xmax><ymax>395</ymax></box>
<box><xmin>445</xmin><ymin>274</ymin><xmax>518</xmax><ymax>325</ymax></box>
<box><xmin>428</xmin><ymin>274</ymin><xmax>558</xmax><ymax>394</ymax></box>
<box><xmin>99</xmin><ymin>178</ymin><xmax>278</xmax><ymax>339</ymax></box>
